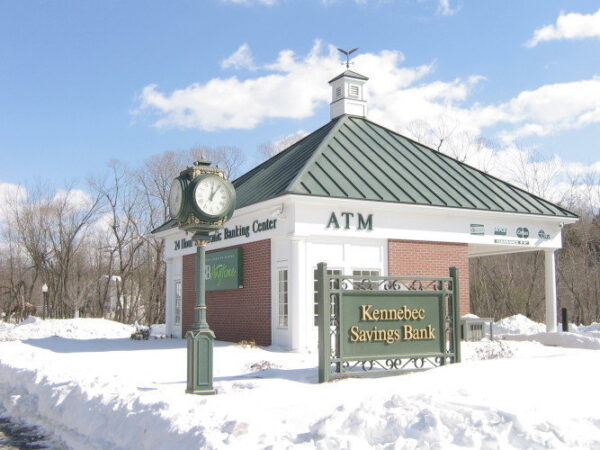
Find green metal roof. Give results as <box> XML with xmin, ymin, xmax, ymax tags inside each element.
<box><xmin>152</xmin><ymin>218</ymin><xmax>177</xmax><ymax>234</ymax></box>
<box><xmin>233</xmin><ymin>114</ymin><xmax>577</xmax><ymax>218</ymax></box>
<box><xmin>152</xmin><ymin>114</ymin><xmax>576</xmax><ymax>234</ymax></box>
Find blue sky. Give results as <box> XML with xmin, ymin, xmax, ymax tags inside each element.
<box><xmin>1</xmin><ymin>0</ymin><xmax>599</xmax><ymax>191</ymax></box>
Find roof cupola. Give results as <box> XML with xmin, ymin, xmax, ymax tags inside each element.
<box><xmin>328</xmin><ymin>70</ymin><xmax>369</xmax><ymax>120</ymax></box>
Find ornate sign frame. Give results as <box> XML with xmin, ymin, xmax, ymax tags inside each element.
<box><xmin>316</xmin><ymin>263</ymin><xmax>461</xmax><ymax>382</ymax></box>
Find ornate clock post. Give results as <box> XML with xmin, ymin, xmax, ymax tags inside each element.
<box><xmin>168</xmin><ymin>160</ymin><xmax>236</xmax><ymax>395</ymax></box>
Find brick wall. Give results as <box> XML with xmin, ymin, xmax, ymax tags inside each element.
<box><xmin>182</xmin><ymin>239</ymin><xmax>272</xmax><ymax>345</ymax></box>
<box><xmin>387</xmin><ymin>240</ymin><xmax>470</xmax><ymax>314</ymax></box>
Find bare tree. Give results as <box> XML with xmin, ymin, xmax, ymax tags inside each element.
<box><xmin>1</xmin><ymin>182</ymin><xmax>101</xmax><ymax>319</ymax></box>
<box><xmin>188</xmin><ymin>145</ymin><xmax>246</xmax><ymax>180</ymax></box>
<box><xmin>508</xmin><ymin>148</ymin><xmax>562</xmax><ymax>200</ymax></box>
<box><xmin>257</xmin><ymin>131</ymin><xmax>306</xmax><ymax>161</ymax></box>
<box><xmin>402</xmin><ymin>116</ymin><xmax>496</xmax><ymax>173</ymax></box>
<box><xmin>89</xmin><ymin>161</ymin><xmax>149</xmax><ymax>322</ymax></box>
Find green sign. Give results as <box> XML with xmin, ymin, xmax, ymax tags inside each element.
<box><xmin>470</xmin><ymin>224</ymin><xmax>484</xmax><ymax>235</ymax></box>
<box><xmin>516</xmin><ymin>227</ymin><xmax>529</xmax><ymax>238</ymax></box>
<box><xmin>340</xmin><ymin>292</ymin><xmax>441</xmax><ymax>358</ymax></box>
<box><xmin>326</xmin><ymin>212</ymin><xmax>373</xmax><ymax>230</ymax></box>
<box><xmin>494</xmin><ymin>226</ymin><xmax>507</xmax><ymax>236</ymax></box>
<box><xmin>205</xmin><ymin>248</ymin><xmax>243</xmax><ymax>290</ymax></box>
<box><xmin>316</xmin><ymin>264</ymin><xmax>460</xmax><ymax>383</ymax></box>
<box><xmin>538</xmin><ymin>229</ymin><xmax>550</xmax><ymax>240</ymax></box>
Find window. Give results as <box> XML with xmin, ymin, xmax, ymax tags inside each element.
<box><xmin>278</xmin><ymin>269</ymin><xmax>288</xmax><ymax>328</ymax></box>
<box><xmin>349</xmin><ymin>85</ymin><xmax>360</xmax><ymax>98</ymax></box>
<box><xmin>352</xmin><ymin>269</ymin><xmax>379</xmax><ymax>289</ymax></box>
<box><xmin>335</xmin><ymin>86</ymin><xmax>342</xmax><ymax>98</ymax></box>
<box><xmin>313</xmin><ymin>268</ymin><xmax>342</xmax><ymax>326</ymax></box>
<box><xmin>174</xmin><ymin>280</ymin><xmax>182</xmax><ymax>325</ymax></box>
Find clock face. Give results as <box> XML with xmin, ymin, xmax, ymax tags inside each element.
<box><xmin>168</xmin><ymin>179</ymin><xmax>184</xmax><ymax>218</ymax></box>
<box><xmin>193</xmin><ymin>175</ymin><xmax>231</xmax><ymax>217</ymax></box>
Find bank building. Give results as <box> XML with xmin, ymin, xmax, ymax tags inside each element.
<box><xmin>152</xmin><ymin>69</ymin><xmax>577</xmax><ymax>350</ymax></box>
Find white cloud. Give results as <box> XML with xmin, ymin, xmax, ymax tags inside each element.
<box><xmin>138</xmin><ymin>41</ymin><xmax>432</xmax><ymax>131</ymax></box>
<box><xmin>221</xmin><ymin>44</ymin><xmax>257</xmax><ymax>70</ymax></box>
<box><xmin>138</xmin><ymin>41</ymin><xmax>600</xmax><ymax>144</ymax></box>
<box><xmin>53</xmin><ymin>189</ymin><xmax>94</xmax><ymax>211</ymax></box>
<box><xmin>487</xmin><ymin>78</ymin><xmax>600</xmax><ymax>142</ymax></box>
<box><xmin>0</xmin><ymin>183</ymin><xmax>27</xmax><ymax>218</ymax></box>
<box><xmin>370</xmin><ymin>74</ymin><xmax>600</xmax><ymax>144</ymax></box>
<box><xmin>526</xmin><ymin>8</ymin><xmax>600</xmax><ymax>47</ymax></box>
<box><xmin>436</xmin><ymin>0</ymin><xmax>456</xmax><ymax>16</ymax></box>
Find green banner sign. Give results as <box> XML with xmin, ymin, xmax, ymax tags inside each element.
<box><xmin>340</xmin><ymin>292</ymin><xmax>442</xmax><ymax>358</ymax></box>
<box><xmin>205</xmin><ymin>248</ymin><xmax>243</xmax><ymax>291</ymax></box>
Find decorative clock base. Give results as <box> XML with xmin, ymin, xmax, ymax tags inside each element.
<box><xmin>186</xmin><ymin>329</ymin><xmax>216</xmax><ymax>395</ymax></box>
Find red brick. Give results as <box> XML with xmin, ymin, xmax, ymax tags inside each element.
<box><xmin>182</xmin><ymin>239</ymin><xmax>272</xmax><ymax>345</ymax></box>
<box><xmin>388</xmin><ymin>240</ymin><xmax>470</xmax><ymax>314</ymax></box>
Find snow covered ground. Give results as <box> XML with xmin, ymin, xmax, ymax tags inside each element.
<box><xmin>0</xmin><ymin>316</ymin><xmax>599</xmax><ymax>449</ymax></box>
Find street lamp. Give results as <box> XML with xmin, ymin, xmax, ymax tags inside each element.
<box><xmin>41</xmin><ymin>283</ymin><xmax>48</xmax><ymax>320</ymax></box>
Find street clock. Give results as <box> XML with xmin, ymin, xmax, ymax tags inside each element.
<box><xmin>191</xmin><ymin>174</ymin><xmax>235</xmax><ymax>222</ymax></box>
<box><xmin>169</xmin><ymin>160</ymin><xmax>237</xmax><ymax>396</ymax></box>
<box><xmin>168</xmin><ymin>162</ymin><xmax>236</xmax><ymax>229</ymax></box>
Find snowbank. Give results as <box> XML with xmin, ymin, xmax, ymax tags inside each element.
<box><xmin>503</xmin><ymin>331</ymin><xmax>600</xmax><ymax>350</ymax></box>
<box><xmin>492</xmin><ymin>315</ymin><xmax>600</xmax><ymax>350</ymax></box>
<box><xmin>493</xmin><ymin>314</ymin><xmax>546</xmax><ymax>335</ymax></box>
<box><xmin>0</xmin><ymin>317</ymin><xmax>135</xmax><ymax>341</ymax></box>
<box><xmin>0</xmin><ymin>318</ymin><xmax>599</xmax><ymax>449</ymax></box>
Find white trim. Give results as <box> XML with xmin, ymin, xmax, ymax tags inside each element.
<box><xmin>544</xmin><ymin>250</ymin><xmax>557</xmax><ymax>332</ymax></box>
<box><xmin>289</xmin><ymin>194</ymin><xmax>578</xmax><ymax>225</ymax></box>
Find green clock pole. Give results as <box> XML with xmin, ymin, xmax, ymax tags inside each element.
<box><xmin>186</xmin><ymin>230</ymin><xmax>216</xmax><ymax>395</ymax></box>
<box><xmin>171</xmin><ymin>160</ymin><xmax>236</xmax><ymax>396</ymax></box>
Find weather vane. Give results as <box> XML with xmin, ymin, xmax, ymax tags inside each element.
<box><xmin>337</xmin><ymin>47</ymin><xmax>358</xmax><ymax>69</ymax></box>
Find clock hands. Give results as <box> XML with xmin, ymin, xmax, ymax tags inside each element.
<box><xmin>209</xmin><ymin>184</ymin><xmax>221</xmax><ymax>201</ymax></box>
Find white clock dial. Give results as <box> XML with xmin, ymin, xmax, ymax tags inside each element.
<box><xmin>194</xmin><ymin>176</ymin><xmax>230</xmax><ymax>217</ymax></box>
<box><xmin>168</xmin><ymin>179</ymin><xmax>183</xmax><ymax>218</ymax></box>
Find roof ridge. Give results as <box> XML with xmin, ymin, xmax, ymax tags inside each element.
<box><xmin>358</xmin><ymin>116</ymin><xmax>578</xmax><ymax>218</ymax></box>
<box><xmin>286</xmin><ymin>115</ymin><xmax>352</xmax><ymax>193</ymax></box>
<box><xmin>232</xmin><ymin>118</ymin><xmax>340</xmax><ymax>186</ymax></box>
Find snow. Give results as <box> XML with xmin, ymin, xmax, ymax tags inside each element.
<box><xmin>0</xmin><ymin>317</ymin><xmax>135</xmax><ymax>342</ymax></box>
<box><xmin>503</xmin><ymin>331</ymin><xmax>600</xmax><ymax>350</ymax></box>
<box><xmin>150</xmin><ymin>323</ymin><xmax>167</xmax><ymax>338</ymax></box>
<box><xmin>0</xmin><ymin>317</ymin><xmax>599</xmax><ymax>449</ymax></box>
<box><xmin>493</xmin><ymin>314</ymin><xmax>546</xmax><ymax>335</ymax></box>
<box><xmin>461</xmin><ymin>313</ymin><xmax>480</xmax><ymax>319</ymax></box>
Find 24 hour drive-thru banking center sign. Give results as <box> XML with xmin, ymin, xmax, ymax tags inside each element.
<box><xmin>153</xmin><ymin>66</ymin><xmax>578</xmax><ymax>367</ymax></box>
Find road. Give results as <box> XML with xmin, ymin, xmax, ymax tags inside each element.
<box><xmin>0</xmin><ymin>414</ymin><xmax>62</xmax><ymax>449</ymax></box>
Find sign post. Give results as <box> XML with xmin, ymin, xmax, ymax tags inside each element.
<box><xmin>168</xmin><ymin>161</ymin><xmax>236</xmax><ymax>395</ymax></box>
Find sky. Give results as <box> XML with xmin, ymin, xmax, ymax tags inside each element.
<box><xmin>1</xmin><ymin>0</ymin><xmax>599</xmax><ymax>204</ymax></box>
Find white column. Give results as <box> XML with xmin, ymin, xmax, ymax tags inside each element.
<box><xmin>544</xmin><ymin>250</ymin><xmax>557</xmax><ymax>333</ymax></box>
<box><xmin>290</xmin><ymin>238</ymin><xmax>307</xmax><ymax>351</ymax></box>
<box><xmin>164</xmin><ymin>259</ymin><xmax>173</xmax><ymax>337</ymax></box>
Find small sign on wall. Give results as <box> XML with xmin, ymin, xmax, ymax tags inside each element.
<box><xmin>205</xmin><ymin>248</ymin><xmax>243</xmax><ymax>291</ymax></box>
<box><xmin>470</xmin><ymin>224</ymin><xmax>485</xmax><ymax>235</ymax></box>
